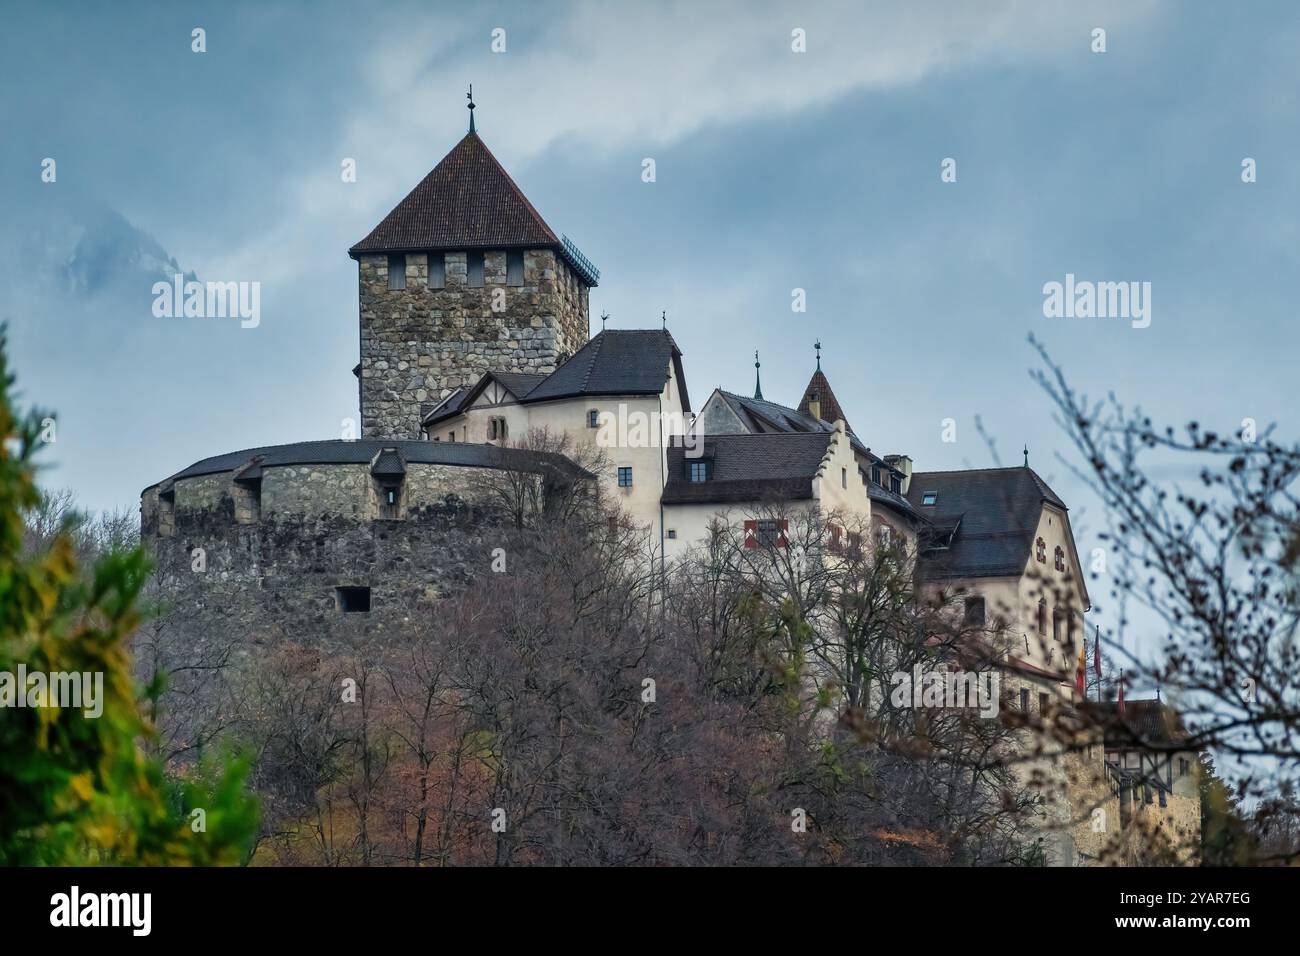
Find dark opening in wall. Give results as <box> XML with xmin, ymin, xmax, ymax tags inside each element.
<box><xmin>506</xmin><ymin>250</ymin><xmax>524</xmax><ymax>286</ymax></box>
<box><xmin>157</xmin><ymin>486</ymin><xmax>176</xmax><ymax>536</ymax></box>
<box><xmin>336</xmin><ymin>586</ymin><xmax>371</xmax><ymax>613</ymax></box>
<box><xmin>467</xmin><ymin>251</ymin><xmax>485</xmax><ymax>287</ymax></box>
<box><xmin>387</xmin><ymin>254</ymin><xmax>406</xmax><ymax>290</ymax></box>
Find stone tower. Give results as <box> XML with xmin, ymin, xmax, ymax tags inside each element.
<box><xmin>349</xmin><ymin>126</ymin><xmax>598</xmax><ymax>439</ymax></box>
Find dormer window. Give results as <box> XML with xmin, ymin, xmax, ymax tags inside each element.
<box><xmin>921</xmin><ymin>491</ymin><xmax>938</xmax><ymax>506</ymax></box>
<box><xmin>688</xmin><ymin>461</ymin><xmax>709</xmax><ymax>482</ymax></box>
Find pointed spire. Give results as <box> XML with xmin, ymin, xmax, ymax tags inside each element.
<box><xmin>753</xmin><ymin>350</ymin><xmax>764</xmax><ymax>401</ymax></box>
<box><xmin>467</xmin><ymin>83</ymin><xmax>476</xmax><ymax>133</ymax></box>
<box><xmin>815</xmin><ymin>339</ymin><xmax>822</xmax><ymax>371</ymax></box>
<box><xmin>1023</xmin><ymin>443</ymin><xmax>1029</xmax><ymax>467</ymax></box>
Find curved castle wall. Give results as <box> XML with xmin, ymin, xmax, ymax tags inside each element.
<box><xmin>140</xmin><ymin>442</ymin><xmax>581</xmax><ymax>650</ymax></box>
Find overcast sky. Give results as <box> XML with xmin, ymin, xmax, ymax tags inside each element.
<box><xmin>3</xmin><ymin>0</ymin><xmax>1297</xmax><ymax>666</ymax></box>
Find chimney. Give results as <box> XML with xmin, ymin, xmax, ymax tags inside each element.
<box><xmin>885</xmin><ymin>454</ymin><xmax>913</xmax><ymax>494</ymax></box>
<box><xmin>807</xmin><ymin>390</ymin><xmax>821</xmax><ymax>421</ymax></box>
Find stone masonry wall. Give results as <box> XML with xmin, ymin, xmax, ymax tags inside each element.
<box><xmin>357</xmin><ymin>248</ymin><xmax>590</xmax><ymax>439</ymax></box>
<box><xmin>140</xmin><ymin>462</ymin><xmax>516</xmax><ymax>655</ymax></box>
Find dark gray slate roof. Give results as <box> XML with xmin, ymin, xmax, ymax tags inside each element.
<box><xmin>711</xmin><ymin>390</ymin><xmax>918</xmax><ymax>522</ymax></box>
<box><xmin>370</xmin><ymin>447</ymin><xmax>406</xmax><ymax>477</ymax></box>
<box><xmin>144</xmin><ymin>439</ymin><xmax>590</xmax><ymax>493</ymax></box>
<box><xmin>906</xmin><ymin>467</ymin><xmax>1067</xmax><ymax>579</ymax></box>
<box><xmin>662</xmin><ymin>432</ymin><xmax>832</xmax><ymax>505</ymax></box>
<box><xmin>493</xmin><ymin>371</ymin><xmax>547</xmax><ymax>399</ymax></box>
<box><xmin>523</xmin><ymin>329</ymin><xmax>689</xmax><ymax>408</ymax></box>
<box><xmin>423</xmin><ymin>371</ymin><xmax>549</xmax><ymax>428</ymax></box>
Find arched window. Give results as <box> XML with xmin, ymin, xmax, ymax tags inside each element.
<box><xmin>1054</xmin><ymin>545</ymin><xmax>1066</xmax><ymax>572</ymax></box>
<box><xmin>1035</xmin><ymin>537</ymin><xmax>1047</xmax><ymax>563</ymax></box>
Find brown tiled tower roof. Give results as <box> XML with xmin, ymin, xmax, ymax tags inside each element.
<box><xmin>349</xmin><ymin>131</ymin><xmax>561</xmax><ymax>256</ymax></box>
<box><xmin>797</xmin><ymin>368</ymin><xmax>850</xmax><ymax>431</ymax></box>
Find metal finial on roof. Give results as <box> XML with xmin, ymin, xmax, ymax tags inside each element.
<box><xmin>600</xmin><ymin>310</ymin><xmax>608</xmax><ymax>331</ymax></box>
<box><xmin>661</xmin><ymin>309</ymin><xmax>666</xmax><ymax>329</ymax></box>
<box><xmin>467</xmin><ymin>84</ymin><xmax>476</xmax><ymax>132</ymax></box>
<box><xmin>753</xmin><ymin>350</ymin><xmax>764</xmax><ymax>401</ymax></box>
<box><xmin>815</xmin><ymin>339</ymin><xmax>822</xmax><ymax>371</ymax></box>
<box><xmin>1023</xmin><ymin>444</ymin><xmax>1029</xmax><ymax>467</ymax></box>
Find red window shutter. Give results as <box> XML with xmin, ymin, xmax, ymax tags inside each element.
<box><xmin>743</xmin><ymin>520</ymin><xmax>757</xmax><ymax>549</ymax></box>
<box><xmin>777</xmin><ymin>519</ymin><xmax>789</xmax><ymax>549</ymax></box>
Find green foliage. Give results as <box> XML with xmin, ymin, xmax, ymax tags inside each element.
<box><xmin>1198</xmin><ymin>752</ymin><xmax>1257</xmax><ymax>866</ymax></box>
<box><xmin>0</xmin><ymin>326</ymin><xmax>258</xmax><ymax>864</ymax></box>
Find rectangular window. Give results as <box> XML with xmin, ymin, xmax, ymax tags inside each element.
<box><xmin>666</xmin><ymin>529</ymin><xmax>677</xmax><ymax>539</ymax></box>
<box><xmin>467</xmin><ymin>251</ymin><xmax>485</xmax><ymax>287</ymax></box>
<box><xmin>1179</xmin><ymin>758</ymin><xmax>1190</xmax><ymax>777</ymax></box>
<box><xmin>921</xmin><ymin>491</ymin><xmax>938</xmax><ymax>506</ymax></box>
<box><xmin>506</xmin><ymin>250</ymin><xmax>524</xmax><ymax>286</ymax></box>
<box><xmin>336</xmin><ymin>586</ymin><xmax>371</xmax><ymax>613</ymax></box>
<box><xmin>448</xmin><ymin>430</ymin><xmax>456</xmax><ymax>442</ymax></box>
<box><xmin>428</xmin><ymin>252</ymin><xmax>445</xmax><ymax>288</ymax></box>
<box><xmin>756</xmin><ymin>519</ymin><xmax>785</xmax><ymax>549</ymax></box>
<box><xmin>617</xmin><ymin>466</ymin><xmax>632</xmax><ymax>487</ymax></box>
<box><xmin>378</xmin><ymin>483</ymin><xmax>402</xmax><ymax>520</ymax></box>
<box><xmin>1039</xmin><ymin>692</ymin><xmax>1049</xmax><ymax>714</ymax></box>
<box><xmin>387</xmin><ymin>254</ymin><xmax>406</xmax><ymax>290</ymax></box>
<box><xmin>964</xmin><ymin>596</ymin><xmax>986</xmax><ymax>627</ymax></box>
<box><xmin>1020</xmin><ymin>688</ymin><xmax>1029</xmax><ymax>712</ymax></box>
<box><xmin>689</xmin><ymin>461</ymin><xmax>708</xmax><ymax>482</ymax></box>
<box><xmin>841</xmin><ymin>467</ymin><xmax>847</xmax><ymax>489</ymax></box>
<box><xmin>588</xmin><ymin>409</ymin><xmax>600</xmax><ymax>428</ymax></box>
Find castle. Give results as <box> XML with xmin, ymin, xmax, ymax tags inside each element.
<box><xmin>140</xmin><ymin>111</ymin><xmax>1199</xmax><ymax>865</ymax></box>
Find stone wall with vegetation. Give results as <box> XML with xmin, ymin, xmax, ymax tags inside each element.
<box><xmin>357</xmin><ymin>248</ymin><xmax>590</xmax><ymax>439</ymax></box>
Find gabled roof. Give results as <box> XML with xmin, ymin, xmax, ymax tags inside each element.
<box><xmin>662</xmin><ymin>432</ymin><xmax>833</xmax><ymax>505</ymax></box>
<box><xmin>906</xmin><ymin>466</ymin><xmax>1077</xmax><ymax>585</ymax></box>
<box><xmin>522</xmin><ymin>330</ymin><xmax>689</xmax><ymax>409</ymax></box>
<box><xmin>370</xmin><ymin>446</ymin><xmax>407</xmax><ymax>477</ymax></box>
<box><xmin>493</xmin><ymin>371</ymin><xmax>547</xmax><ymax>400</ymax></box>
<box><xmin>350</xmin><ymin>131</ymin><xmax>561</xmax><ymax>257</ymax></box>
<box><xmin>703</xmin><ymin>389</ymin><xmax>918</xmax><ymax>522</ymax></box>
<box><xmin>1089</xmin><ymin>699</ymin><xmax>1191</xmax><ymax>749</ymax></box>
<box><xmin>422</xmin><ymin>371</ymin><xmax>548</xmax><ymax>428</ymax></box>
<box><xmin>797</xmin><ymin>368</ymin><xmax>850</xmax><ymax>431</ymax></box>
